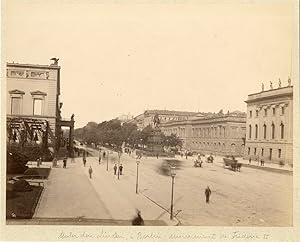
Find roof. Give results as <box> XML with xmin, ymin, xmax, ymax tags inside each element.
<box><xmin>144</xmin><ymin>109</ymin><xmax>200</xmax><ymax>116</ymax></box>
<box><xmin>7</xmin><ymin>62</ymin><xmax>60</xmax><ymax>70</ymax></box>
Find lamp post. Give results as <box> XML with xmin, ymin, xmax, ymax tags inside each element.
<box><xmin>136</xmin><ymin>160</ymin><xmax>140</xmax><ymax>194</ymax></box>
<box><xmin>170</xmin><ymin>166</ymin><xmax>176</xmax><ymax>220</ymax></box>
<box><xmin>106</xmin><ymin>150</ymin><xmax>109</xmax><ymax>171</ymax></box>
<box><xmin>118</xmin><ymin>151</ymin><xmax>122</xmax><ymax>180</ymax></box>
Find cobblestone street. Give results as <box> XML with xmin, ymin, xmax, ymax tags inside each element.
<box><xmin>64</xmin><ymin>148</ymin><xmax>292</xmax><ymax>226</ymax></box>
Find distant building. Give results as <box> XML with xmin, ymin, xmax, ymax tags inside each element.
<box><xmin>127</xmin><ymin>109</ymin><xmax>201</xmax><ymax>130</ymax></box>
<box><xmin>6</xmin><ymin>59</ymin><xmax>74</xmax><ymax>156</ymax></box>
<box><xmin>244</xmin><ymin>81</ymin><xmax>293</xmax><ymax>164</ymax></box>
<box><xmin>116</xmin><ymin>113</ymin><xmax>134</xmax><ymax>125</ymax></box>
<box><xmin>160</xmin><ymin>111</ymin><xmax>246</xmax><ymax>157</ymax></box>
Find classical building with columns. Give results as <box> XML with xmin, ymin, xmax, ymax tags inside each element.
<box><xmin>6</xmin><ymin>59</ymin><xmax>75</xmax><ymax>157</ymax></box>
<box><xmin>160</xmin><ymin>111</ymin><xmax>247</xmax><ymax>157</ymax></box>
<box><xmin>127</xmin><ymin>109</ymin><xmax>201</xmax><ymax>130</ymax></box>
<box><xmin>244</xmin><ymin>80</ymin><xmax>293</xmax><ymax>164</ymax></box>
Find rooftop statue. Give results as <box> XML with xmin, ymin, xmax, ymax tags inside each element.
<box><xmin>270</xmin><ymin>81</ymin><xmax>273</xmax><ymax>89</ymax></box>
<box><xmin>153</xmin><ymin>114</ymin><xmax>160</xmax><ymax>128</ymax></box>
<box><xmin>261</xmin><ymin>83</ymin><xmax>264</xmax><ymax>91</ymax></box>
<box><xmin>50</xmin><ymin>57</ymin><xmax>59</xmax><ymax>65</ymax></box>
<box><xmin>278</xmin><ymin>78</ymin><xmax>282</xmax><ymax>88</ymax></box>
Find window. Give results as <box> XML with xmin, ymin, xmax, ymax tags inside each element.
<box><xmin>271</xmin><ymin>123</ymin><xmax>275</xmax><ymax>139</ymax></box>
<box><xmin>249</xmin><ymin>111</ymin><xmax>252</xmax><ymax>118</ymax></box>
<box><xmin>11</xmin><ymin>97</ymin><xmax>21</xmax><ymax>115</ymax></box>
<box><xmin>256</xmin><ymin>110</ymin><xmax>259</xmax><ymax>117</ymax></box>
<box><xmin>31</xmin><ymin>91</ymin><xmax>47</xmax><ymax>116</ymax></box>
<box><xmin>264</xmin><ymin>109</ymin><xmax>267</xmax><ymax>116</ymax></box>
<box><xmin>255</xmin><ymin>124</ymin><xmax>258</xmax><ymax>139</ymax></box>
<box><xmin>281</xmin><ymin>106</ymin><xmax>285</xmax><ymax>115</ymax></box>
<box><xmin>269</xmin><ymin>148</ymin><xmax>273</xmax><ymax>160</ymax></box>
<box><xmin>280</xmin><ymin>122</ymin><xmax>284</xmax><ymax>139</ymax></box>
<box><xmin>33</xmin><ymin>99</ymin><xmax>43</xmax><ymax>115</ymax></box>
<box><xmin>9</xmin><ymin>89</ymin><xmax>25</xmax><ymax>115</ymax></box>
<box><xmin>263</xmin><ymin>124</ymin><xmax>267</xmax><ymax>139</ymax></box>
<box><xmin>278</xmin><ymin>149</ymin><xmax>282</xmax><ymax>158</ymax></box>
<box><xmin>254</xmin><ymin>148</ymin><xmax>257</xmax><ymax>155</ymax></box>
<box><xmin>272</xmin><ymin>108</ymin><xmax>276</xmax><ymax>115</ymax></box>
<box><xmin>261</xmin><ymin>148</ymin><xmax>264</xmax><ymax>157</ymax></box>
<box><xmin>249</xmin><ymin>125</ymin><xmax>252</xmax><ymax>139</ymax></box>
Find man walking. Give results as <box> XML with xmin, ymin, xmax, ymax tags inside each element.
<box><xmin>88</xmin><ymin>166</ymin><xmax>93</xmax><ymax>179</ymax></box>
<box><xmin>113</xmin><ymin>164</ymin><xmax>117</xmax><ymax>175</ymax></box>
<box><xmin>119</xmin><ymin>164</ymin><xmax>123</xmax><ymax>175</ymax></box>
<box><xmin>99</xmin><ymin>155</ymin><xmax>101</xmax><ymax>165</ymax></box>
<box><xmin>83</xmin><ymin>157</ymin><xmax>86</xmax><ymax>167</ymax></box>
<box><xmin>63</xmin><ymin>157</ymin><xmax>67</xmax><ymax>168</ymax></box>
<box><xmin>205</xmin><ymin>186</ymin><xmax>212</xmax><ymax>204</ymax></box>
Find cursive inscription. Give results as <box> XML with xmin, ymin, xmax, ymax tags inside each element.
<box><xmin>57</xmin><ymin>230</ymin><xmax>271</xmax><ymax>241</ymax></box>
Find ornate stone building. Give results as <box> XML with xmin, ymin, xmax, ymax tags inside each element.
<box><xmin>127</xmin><ymin>109</ymin><xmax>202</xmax><ymax>130</ymax></box>
<box><xmin>6</xmin><ymin>59</ymin><xmax>74</xmax><ymax>157</ymax></box>
<box><xmin>244</xmin><ymin>80</ymin><xmax>293</xmax><ymax>164</ymax></box>
<box><xmin>160</xmin><ymin>111</ymin><xmax>247</xmax><ymax>157</ymax></box>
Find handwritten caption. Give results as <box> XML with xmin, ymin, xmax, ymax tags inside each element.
<box><xmin>58</xmin><ymin>230</ymin><xmax>271</xmax><ymax>240</ymax></box>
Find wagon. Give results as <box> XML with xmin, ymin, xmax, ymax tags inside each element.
<box><xmin>223</xmin><ymin>157</ymin><xmax>242</xmax><ymax>172</ymax></box>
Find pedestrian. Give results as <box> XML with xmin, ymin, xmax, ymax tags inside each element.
<box><xmin>249</xmin><ymin>158</ymin><xmax>251</xmax><ymax>164</ymax></box>
<box><xmin>156</xmin><ymin>153</ymin><xmax>159</xmax><ymax>159</ymax></box>
<box><xmin>261</xmin><ymin>159</ymin><xmax>264</xmax><ymax>166</ymax></box>
<box><xmin>99</xmin><ymin>155</ymin><xmax>101</xmax><ymax>165</ymax></box>
<box><xmin>119</xmin><ymin>164</ymin><xmax>123</xmax><ymax>175</ymax></box>
<box><xmin>113</xmin><ymin>164</ymin><xmax>117</xmax><ymax>175</ymax></box>
<box><xmin>260</xmin><ymin>159</ymin><xmax>263</xmax><ymax>166</ymax></box>
<box><xmin>205</xmin><ymin>186</ymin><xmax>211</xmax><ymax>203</ymax></box>
<box><xmin>83</xmin><ymin>157</ymin><xmax>86</xmax><ymax>167</ymax></box>
<box><xmin>132</xmin><ymin>210</ymin><xmax>144</xmax><ymax>226</ymax></box>
<box><xmin>88</xmin><ymin>166</ymin><xmax>93</xmax><ymax>179</ymax></box>
<box><xmin>63</xmin><ymin>157</ymin><xmax>67</xmax><ymax>168</ymax></box>
<box><xmin>103</xmin><ymin>151</ymin><xmax>106</xmax><ymax>159</ymax></box>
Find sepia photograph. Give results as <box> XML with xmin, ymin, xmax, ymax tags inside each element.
<box><xmin>1</xmin><ymin>0</ymin><xmax>299</xmax><ymax>241</ymax></box>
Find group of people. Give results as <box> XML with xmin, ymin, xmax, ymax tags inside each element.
<box><xmin>248</xmin><ymin>158</ymin><xmax>265</xmax><ymax>166</ymax></box>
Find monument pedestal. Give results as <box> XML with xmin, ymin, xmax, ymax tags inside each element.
<box><xmin>146</xmin><ymin>127</ymin><xmax>164</xmax><ymax>155</ymax></box>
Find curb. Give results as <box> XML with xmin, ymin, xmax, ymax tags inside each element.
<box><xmin>141</xmin><ymin>193</ymin><xmax>180</xmax><ymax>226</ymax></box>
<box><xmin>241</xmin><ymin>163</ymin><xmax>293</xmax><ymax>174</ymax></box>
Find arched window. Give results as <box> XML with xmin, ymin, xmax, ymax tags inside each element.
<box><xmin>271</xmin><ymin>123</ymin><xmax>275</xmax><ymax>139</ymax></box>
<box><xmin>255</xmin><ymin>124</ymin><xmax>258</xmax><ymax>139</ymax></box>
<box><xmin>280</xmin><ymin>122</ymin><xmax>284</xmax><ymax>139</ymax></box>
<box><xmin>249</xmin><ymin>125</ymin><xmax>252</xmax><ymax>139</ymax></box>
<box><xmin>263</xmin><ymin>124</ymin><xmax>267</xmax><ymax>139</ymax></box>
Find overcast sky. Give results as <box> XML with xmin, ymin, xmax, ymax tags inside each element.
<box><xmin>5</xmin><ymin>0</ymin><xmax>296</xmax><ymax>128</ymax></box>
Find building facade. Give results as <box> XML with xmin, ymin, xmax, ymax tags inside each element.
<box><xmin>6</xmin><ymin>59</ymin><xmax>74</xmax><ymax>156</ymax></box>
<box><xmin>244</xmin><ymin>83</ymin><xmax>293</xmax><ymax>164</ymax></box>
<box><xmin>128</xmin><ymin>109</ymin><xmax>201</xmax><ymax>130</ymax></box>
<box><xmin>161</xmin><ymin>111</ymin><xmax>246</xmax><ymax>157</ymax></box>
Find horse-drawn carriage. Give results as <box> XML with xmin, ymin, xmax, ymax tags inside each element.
<box><xmin>206</xmin><ymin>155</ymin><xmax>214</xmax><ymax>163</ymax></box>
<box><xmin>223</xmin><ymin>156</ymin><xmax>242</xmax><ymax>172</ymax></box>
<box><xmin>194</xmin><ymin>159</ymin><xmax>203</xmax><ymax>167</ymax></box>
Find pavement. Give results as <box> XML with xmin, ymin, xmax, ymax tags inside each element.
<box><xmin>33</xmin><ymin>155</ymin><xmax>178</xmax><ymax>226</ymax></box>
<box><xmin>20</xmin><ymin>146</ymin><xmax>292</xmax><ymax>226</ymax></box>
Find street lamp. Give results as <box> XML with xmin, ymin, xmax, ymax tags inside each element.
<box><xmin>118</xmin><ymin>151</ymin><xmax>122</xmax><ymax>180</ymax></box>
<box><xmin>170</xmin><ymin>166</ymin><xmax>176</xmax><ymax>220</ymax></box>
<box><xmin>136</xmin><ymin>160</ymin><xmax>140</xmax><ymax>194</ymax></box>
<box><xmin>106</xmin><ymin>150</ymin><xmax>109</xmax><ymax>171</ymax></box>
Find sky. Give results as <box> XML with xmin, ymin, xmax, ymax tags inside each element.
<box><xmin>5</xmin><ymin>0</ymin><xmax>296</xmax><ymax>128</ymax></box>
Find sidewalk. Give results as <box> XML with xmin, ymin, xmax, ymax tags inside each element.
<box><xmin>34</xmin><ymin>157</ymin><xmax>178</xmax><ymax>225</ymax></box>
<box><xmin>233</xmin><ymin>157</ymin><xmax>293</xmax><ymax>174</ymax></box>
